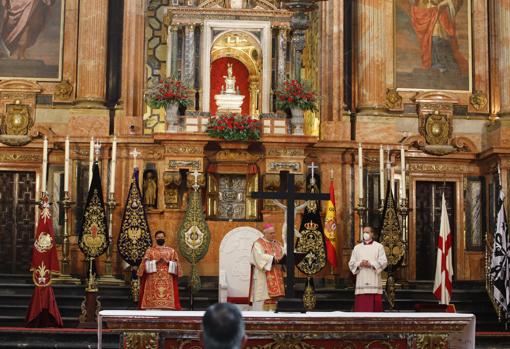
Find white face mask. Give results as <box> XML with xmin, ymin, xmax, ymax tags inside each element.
<box><xmin>363</xmin><ymin>232</ymin><xmax>371</xmax><ymax>241</ymax></box>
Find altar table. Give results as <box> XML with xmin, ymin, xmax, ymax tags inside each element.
<box><xmin>98</xmin><ymin>310</ymin><xmax>475</xmax><ymax>349</ymax></box>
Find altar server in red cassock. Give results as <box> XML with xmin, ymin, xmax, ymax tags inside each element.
<box><xmin>349</xmin><ymin>227</ymin><xmax>387</xmax><ymax>312</ymax></box>
<box><xmin>250</xmin><ymin>223</ymin><xmax>285</xmax><ymax>311</ymax></box>
<box><xmin>26</xmin><ymin>195</ymin><xmax>63</xmax><ymax>327</ymax></box>
<box><xmin>138</xmin><ymin>230</ymin><xmax>182</xmax><ymax>310</ymax></box>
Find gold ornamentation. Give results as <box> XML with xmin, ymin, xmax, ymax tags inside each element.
<box><xmin>54</xmin><ymin>80</ymin><xmax>73</xmax><ymax>100</ymax></box>
<box><xmin>79</xmin><ymin>189</ymin><xmax>108</xmax><ymax>257</ymax></box>
<box><xmin>34</xmin><ymin>232</ymin><xmax>53</xmax><ymax>253</ymax></box>
<box><xmin>420</xmin><ymin>110</ymin><xmax>451</xmax><ymax>146</ymax></box>
<box><xmin>2</xmin><ymin>102</ymin><xmax>33</xmax><ymax>135</ymax></box>
<box><xmin>118</xmin><ymin>175</ymin><xmax>152</xmax><ymax>266</ymax></box>
<box><xmin>165</xmin><ymin>146</ymin><xmax>202</xmax><ymax>154</ymax></box>
<box><xmin>385</xmin><ymin>275</ymin><xmax>396</xmax><ymax>310</ymax></box>
<box><xmin>303</xmin><ymin>278</ymin><xmax>316</xmax><ymax>310</ymax></box>
<box><xmin>267</xmin><ymin>161</ymin><xmax>301</xmax><ymax>173</ymax></box>
<box><xmin>267</xmin><ymin>148</ymin><xmax>304</xmax><ymax>157</ymax></box>
<box><xmin>177</xmin><ymin>189</ymin><xmax>211</xmax><ymax>293</ymax></box>
<box><xmin>386</xmin><ymin>89</ymin><xmax>403</xmax><ymax>110</ymax></box>
<box><xmin>0</xmin><ymin>153</ymin><xmax>41</xmax><ymax>162</ymax></box>
<box><xmin>415</xmin><ymin>334</ymin><xmax>448</xmax><ymax>349</ymax></box>
<box><xmin>124</xmin><ymin>332</ymin><xmax>159</xmax><ymax>349</ymax></box>
<box><xmin>469</xmin><ymin>90</ymin><xmax>488</xmax><ymax>112</ymax></box>
<box><xmin>247</xmin><ymin>335</ymin><xmax>321</xmax><ymax>349</ymax></box>
<box><xmin>168</xmin><ymin>159</ymin><xmax>202</xmax><ymax>171</ymax></box>
<box><xmin>295</xmin><ymin>220</ymin><xmax>326</xmax><ymax>275</ymax></box>
<box><xmin>33</xmin><ymin>262</ymin><xmax>51</xmax><ymax>287</ymax></box>
<box><xmin>131</xmin><ymin>278</ymin><xmax>140</xmax><ymax>303</ymax></box>
<box><xmin>164</xmin><ymin>172</ymin><xmax>182</xmax><ymax>209</ymax></box>
<box><xmin>215</xmin><ymin>149</ymin><xmax>260</xmax><ymax>162</ymax></box>
<box><xmin>380</xmin><ymin>191</ymin><xmax>404</xmax><ymax>267</ymax></box>
<box><xmin>409</xmin><ymin>163</ymin><xmax>469</xmax><ymax>174</ymax></box>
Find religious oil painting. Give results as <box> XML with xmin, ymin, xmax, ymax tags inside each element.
<box><xmin>395</xmin><ymin>0</ymin><xmax>472</xmax><ymax>91</ymax></box>
<box><xmin>0</xmin><ymin>0</ymin><xmax>64</xmax><ymax>81</ymax></box>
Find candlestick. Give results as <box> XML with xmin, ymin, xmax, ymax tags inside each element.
<box><xmin>53</xmin><ymin>192</ymin><xmax>80</xmax><ymax>285</ymax></box>
<box><xmin>64</xmin><ymin>136</ymin><xmax>70</xmax><ymax>192</ymax></box>
<box><xmin>88</xmin><ymin>137</ymin><xmax>94</xmax><ymax>188</ymax></box>
<box><xmin>355</xmin><ymin>197</ymin><xmax>367</xmax><ymax>242</ymax></box>
<box><xmin>42</xmin><ymin>136</ymin><xmax>48</xmax><ymax>194</ymax></box>
<box><xmin>98</xmin><ymin>192</ymin><xmax>124</xmax><ymax>285</ymax></box>
<box><xmin>400</xmin><ymin>144</ymin><xmax>406</xmax><ymax>200</ymax></box>
<box><xmin>358</xmin><ymin>143</ymin><xmax>363</xmax><ymax>199</ymax></box>
<box><xmin>109</xmin><ymin>137</ymin><xmax>117</xmax><ymax>194</ymax></box>
<box><xmin>379</xmin><ymin>145</ymin><xmax>384</xmax><ymax>202</ymax></box>
<box><xmin>398</xmin><ymin>197</ymin><xmax>410</xmax><ymax>267</ymax></box>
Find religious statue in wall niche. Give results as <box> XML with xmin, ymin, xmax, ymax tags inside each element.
<box><xmin>223</xmin><ymin>63</ymin><xmax>238</xmax><ymax>95</ymax></box>
<box><xmin>143</xmin><ymin>170</ymin><xmax>158</xmax><ymax>209</ymax></box>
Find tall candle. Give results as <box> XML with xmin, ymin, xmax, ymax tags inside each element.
<box><xmin>379</xmin><ymin>145</ymin><xmax>384</xmax><ymax>201</ymax></box>
<box><xmin>400</xmin><ymin>144</ymin><xmax>406</xmax><ymax>199</ymax></box>
<box><xmin>89</xmin><ymin>137</ymin><xmax>94</xmax><ymax>188</ymax></box>
<box><xmin>64</xmin><ymin>136</ymin><xmax>70</xmax><ymax>192</ymax></box>
<box><xmin>358</xmin><ymin>143</ymin><xmax>363</xmax><ymax>199</ymax></box>
<box><xmin>109</xmin><ymin>137</ymin><xmax>117</xmax><ymax>194</ymax></box>
<box><xmin>42</xmin><ymin>136</ymin><xmax>48</xmax><ymax>194</ymax></box>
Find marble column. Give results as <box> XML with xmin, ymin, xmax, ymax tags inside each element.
<box><xmin>76</xmin><ymin>0</ymin><xmax>109</xmax><ymax>107</ymax></box>
<box><xmin>355</xmin><ymin>0</ymin><xmax>386</xmax><ymax>114</ymax></box>
<box><xmin>319</xmin><ymin>0</ymin><xmax>349</xmax><ymax>141</ymax></box>
<box><xmin>495</xmin><ymin>1</ymin><xmax>510</xmax><ymax>117</ymax></box>
<box><xmin>277</xmin><ymin>27</ymin><xmax>289</xmax><ymax>87</ymax></box>
<box><xmin>183</xmin><ymin>24</ymin><xmax>196</xmax><ymax>110</ymax></box>
<box><xmin>168</xmin><ymin>25</ymin><xmax>180</xmax><ymax>78</ymax></box>
<box><xmin>121</xmin><ymin>0</ymin><xmax>145</xmax><ymax>118</ymax></box>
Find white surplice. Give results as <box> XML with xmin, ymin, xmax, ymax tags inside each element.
<box><xmin>348</xmin><ymin>241</ymin><xmax>388</xmax><ymax>295</ymax></box>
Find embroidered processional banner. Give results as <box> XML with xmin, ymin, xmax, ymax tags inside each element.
<box><xmin>118</xmin><ymin>168</ymin><xmax>152</xmax><ymax>266</ymax></box>
<box><xmin>177</xmin><ymin>184</ymin><xmax>211</xmax><ymax>293</ymax></box>
<box><xmin>295</xmin><ymin>179</ymin><xmax>327</xmax><ymax>310</ymax></box>
<box><xmin>26</xmin><ymin>194</ymin><xmax>63</xmax><ymax>327</ymax></box>
<box><xmin>79</xmin><ymin>162</ymin><xmax>108</xmax><ymax>259</ymax></box>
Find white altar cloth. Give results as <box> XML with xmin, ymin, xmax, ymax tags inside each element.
<box><xmin>98</xmin><ymin>310</ymin><xmax>475</xmax><ymax>349</ymax></box>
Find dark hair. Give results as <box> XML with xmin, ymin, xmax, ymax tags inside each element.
<box><xmin>202</xmin><ymin>303</ymin><xmax>245</xmax><ymax>349</ymax></box>
<box><xmin>155</xmin><ymin>230</ymin><xmax>165</xmax><ymax>237</ymax></box>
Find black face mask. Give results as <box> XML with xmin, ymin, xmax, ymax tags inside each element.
<box><xmin>156</xmin><ymin>239</ymin><xmax>165</xmax><ymax>246</ymax></box>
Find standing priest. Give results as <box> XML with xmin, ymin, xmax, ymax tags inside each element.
<box><xmin>348</xmin><ymin>226</ymin><xmax>388</xmax><ymax>312</ymax></box>
<box><xmin>137</xmin><ymin>230</ymin><xmax>182</xmax><ymax>310</ymax></box>
<box><xmin>250</xmin><ymin>223</ymin><xmax>285</xmax><ymax>311</ymax></box>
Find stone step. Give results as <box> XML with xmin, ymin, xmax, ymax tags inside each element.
<box><xmin>0</xmin><ymin>328</ymin><xmax>119</xmax><ymax>348</ymax></box>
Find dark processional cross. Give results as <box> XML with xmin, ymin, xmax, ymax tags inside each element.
<box><xmin>251</xmin><ymin>172</ymin><xmax>330</xmax><ymax>299</ymax></box>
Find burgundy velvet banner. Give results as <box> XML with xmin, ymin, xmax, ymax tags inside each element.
<box><xmin>209</xmin><ymin>57</ymin><xmax>250</xmax><ymax>115</ymax></box>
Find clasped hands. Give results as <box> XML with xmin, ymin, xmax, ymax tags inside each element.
<box><xmin>359</xmin><ymin>259</ymin><xmax>372</xmax><ymax>268</ymax></box>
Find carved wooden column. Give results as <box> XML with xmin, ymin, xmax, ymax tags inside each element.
<box><xmin>76</xmin><ymin>0</ymin><xmax>109</xmax><ymax>107</ymax></box>
<box><xmin>121</xmin><ymin>0</ymin><xmax>145</xmax><ymax>119</ymax></box>
<box><xmin>495</xmin><ymin>0</ymin><xmax>510</xmax><ymax>117</ymax></box>
<box><xmin>355</xmin><ymin>0</ymin><xmax>386</xmax><ymax>114</ymax></box>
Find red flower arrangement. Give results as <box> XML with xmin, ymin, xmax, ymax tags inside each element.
<box><xmin>145</xmin><ymin>77</ymin><xmax>191</xmax><ymax>109</ymax></box>
<box><xmin>206</xmin><ymin>115</ymin><xmax>260</xmax><ymax>141</ymax></box>
<box><xmin>274</xmin><ymin>79</ymin><xmax>318</xmax><ymax>112</ymax></box>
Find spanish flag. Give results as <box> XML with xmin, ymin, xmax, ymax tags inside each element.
<box><xmin>324</xmin><ymin>180</ymin><xmax>338</xmax><ymax>269</ymax></box>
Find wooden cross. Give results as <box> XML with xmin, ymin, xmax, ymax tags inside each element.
<box><xmin>251</xmin><ymin>172</ymin><xmax>330</xmax><ymax>298</ymax></box>
<box><xmin>130</xmin><ymin>148</ymin><xmax>141</xmax><ymax>169</ymax></box>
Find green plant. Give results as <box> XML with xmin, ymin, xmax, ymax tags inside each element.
<box><xmin>145</xmin><ymin>78</ymin><xmax>192</xmax><ymax>109</ymax></box>
<box><xmin>274</xmin><ymin>79</ymin><xmax>318</xmax><ymax>112</ymax></box>
<box><xmin>206</xmin><ymin>115</ymin><xmax>260</xmax><ymax>141</ymax></box>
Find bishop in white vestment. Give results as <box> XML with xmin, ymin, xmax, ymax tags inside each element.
<box><xmin>250</xmin><ymin>223</ymin><xmax>285</xmax><ymax>311</ymax></box>
<box><xmin>348</xmin><ymin>227</ymin><xmax>388</xmax><ymax>312</ymax></box>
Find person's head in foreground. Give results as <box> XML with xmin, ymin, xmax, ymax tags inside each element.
<box><xmin>362</xmin><ymin>226</ymin><xmax>375</xmax><ymax>243</ymax></box>
<box><xmin>262</xmin><ymin>223</ymin><xmax>276</xmax><ymax>241</ymax></box>
<box><xmin>202</xmin><ymin>303</ymin><xmax>247</xmax><ymax>349</ymax></box>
